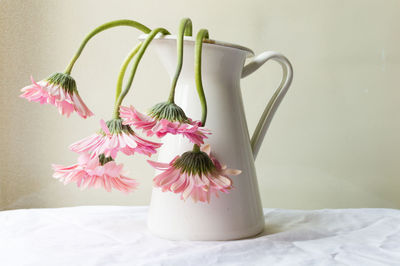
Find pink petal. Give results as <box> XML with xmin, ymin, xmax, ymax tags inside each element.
<box><xmin>100</xmin><ymin>119</ymin><xmax>111</xmax><ymax>136</ymax></box>
<box><xmin>147</xmin><ymin>160</ymin><xmax>170</xmax><ymax>170</ymax></box>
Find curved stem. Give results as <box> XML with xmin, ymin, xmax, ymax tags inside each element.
<box><xmin>64</xmin><ymin>19</ymin><xmax>151</xmax><ymax>75</ymax></box>
<box><xmin>167</xmin><ymin>18</ymin><xmax>193</xmax><ymax>103</ymax></box>
<box><xmin>194</xmin><ymin>29</ymin><xmax>209</xmax><ymax>126</ymax></box>
<box><xmin>113</xmin><ymin>28</ymin><xmax>170</xmax><ymax>119</ymax></box>
<box><xmin>115</xmin><ymin>42</ymin><xmax>142</xmax><ymax>103</ymax></box>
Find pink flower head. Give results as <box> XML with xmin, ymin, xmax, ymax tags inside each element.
<box><xmin>70</xmin><ymin>119</ymin><xmax>162</xmax><ymax>159</ymax></box>
<box><xmin>148</xmin><ymin>144</ymin><xmax>241</xmax><ymax>203</ymax></box>
<box><xmin>120</xmin><ymin>103</ymin><xmax>210</xmax><ymax>146</ymax></box>
<box><xmin>52</xmin><ymin>153</ymin><xmax>138</xmax><ymax>193</ymax></box>
<box><xmin>20</xmin><ymin>73</ymin><xmax>93</xmax><ymax>118</ymax></box>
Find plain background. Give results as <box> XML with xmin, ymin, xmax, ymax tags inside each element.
<box><xmin>0</xmin><ymin>0</ymin><xmax>399</xmax><ymax>210</ymax></box>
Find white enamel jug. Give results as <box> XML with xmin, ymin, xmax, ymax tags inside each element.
<box><xmin>145</xmin><ymin>35</ymin><xmax>293</xmax><ymax>240</ymax></box>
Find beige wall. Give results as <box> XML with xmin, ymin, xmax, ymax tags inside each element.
<box><xmin>1</xmin><ymin>0</ymin><xmax>399</xmax><ymax>210</ymax></box>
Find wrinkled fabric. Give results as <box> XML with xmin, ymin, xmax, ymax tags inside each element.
<box><xmin>0</xmin><ymin>206</ymin><xmax>399</xmax><ymax>266</ymax></box>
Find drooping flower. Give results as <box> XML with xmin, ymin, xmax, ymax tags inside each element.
<box><xmin>120</xmin><ymin>102</ymin><xmax>210</xmax><ymax>145</ymax></box>
<box><xmin>147</xmin><ymin>144</ymin><xmax>241</xmax><ymax>203</ymax></box>
<box><xmin>70</xmin><ymin>119</ymin><xmax>161</xmax><ymax>159</ymax></box>
<box><xmin>20</xmin><ymin>73</ymin><xmax>93</xmax><ymax>118</ymax></box>
<box><xmin>52</xmin><ymin>153</ymin><xmax>138</xmax><ymax>193</ymax></box>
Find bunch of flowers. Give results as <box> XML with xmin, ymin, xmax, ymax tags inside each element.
<box><xmin>21</xmin><ymin>18</ymin><xmax>241</xmax><ymax>203</ymax></box>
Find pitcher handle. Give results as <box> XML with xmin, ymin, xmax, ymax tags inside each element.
<box><xmin>242</xmin><ymin>51</ymin><xmax>293</xmax><ymax>159</ymax></box>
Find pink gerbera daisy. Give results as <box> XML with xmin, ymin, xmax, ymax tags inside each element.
<box><xmin>148</xmin><ymin>144</ymin><xmax>241</xmax><ymax>203</ymax></box>
<box><xmin>120</xmin><ymin>102</ymin><xmax>210</xmax><ymax>145</ymax></box>
<box><xmin>70</xmin><ymin>119</ymin><xmax>162</xmax><ymax>159</ymax></box>
<box><xmin>20</xmin><ymin>73</ymin><xmax>93</xmax><ymax>118</ymax></box>
<box><xmin>52</xmin><ymin>153</ymin><xmax>138</xmax><ymax>193</ymax></box>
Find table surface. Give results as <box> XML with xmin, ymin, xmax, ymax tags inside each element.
<box><xmin>0</xmin><ymin>206</ymin><xmax>399</xmax><ymax>266</ymax></box>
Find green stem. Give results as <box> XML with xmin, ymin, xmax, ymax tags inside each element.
<box><xmin>194</xmin><ymin>29</ymin><xmax>209</xmax><ymax>126</ymax></box>
<box><xmin>115</xmin><ymin>42</ymin><xmax>142</xmax><ymax>103</ymax></box>
<box><xmin>64</xmin><ymin>19</ymin><xmax>151</xmax><ymax>75</ymax></box>
<box><xmin>193</xmin><ymin>144</ymin><xmax>201</xmax><ymax>153</ymax></box>
<box><xmin>113</xmin><ymin>28</ymin><xmax>170</xmax><ymax>119</ymax></box>
<box><xmin>167</xmin><ymin>18</ymin><xmax>193</xmax><ymax>103</ymax></box>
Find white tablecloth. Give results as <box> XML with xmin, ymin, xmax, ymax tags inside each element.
<box><xmin>0</xmin><ymin>206</ymin><xmax>399</xmax><ymax>266</ymax></box>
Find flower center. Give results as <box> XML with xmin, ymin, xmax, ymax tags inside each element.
<box><xmin>99</xmin><ymin>119</ymin><xmax>134</xmax><ymax>135</ymax></box>
<box><xmin>98</xmin><ymin>154</ymin><xmax>113</xmax><ymax>165</ymax></box>
<box><xmin>148</xmin><ymin>102</ymin><xmax>190</xmax><ymax>123</ymax></box>
<box><xmin>173</xmin><ymin>151</ymin><xmax>216</xmax><ymax>175</ymax></box>
<box><xmin>46</xmin><ymin>72</ymin><xmax>77</xmax><ymax>94</ymax></box>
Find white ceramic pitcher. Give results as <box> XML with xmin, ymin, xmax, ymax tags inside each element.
<box><xmin>145</xmin><ymin>35</ymin><xmax>293</xmax><ymax>240</ymax></box>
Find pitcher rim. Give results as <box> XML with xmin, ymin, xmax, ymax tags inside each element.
<box><xmin>138</xmin><ymin>34</ymin><xmax>255</xmax><ymax>58</ymax></box>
